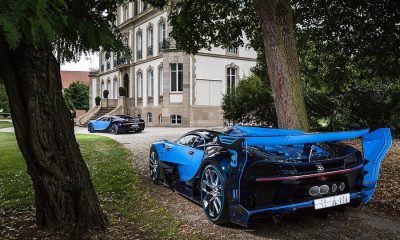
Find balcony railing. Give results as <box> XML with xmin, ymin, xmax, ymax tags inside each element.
<box><xmin>159</xmin><ymin>38</ymin><xmax>176</xmax><ymax>52</ymax></box>
<box><xmin>89</xmin><ymin>68</ymin><xmax>99</xmax><ymax>75</ymax></box>
<box><xmin>147</xmin><ymin>46</ymin><xmax>153</xmax><ymax>56</ymax></box>
<box><xmin>137</xmin><ymin>50</ymin><xmax>142</xmax><ymax>60</ymax></box>
<box><xmin>116</xmin><ymin>58</ymin><xmax>129</xmax><ymax>67</ymax></box>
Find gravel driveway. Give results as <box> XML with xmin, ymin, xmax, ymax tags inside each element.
<box><xmin>3</xmin><ymin>126</ymin><xmax>400</xmax><ymax>239</ymax></box>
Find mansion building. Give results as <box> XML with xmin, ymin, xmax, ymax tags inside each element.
<box><xmin>87</xmin><ymin>1</ymin><xmax>257</xmax><ymax>127</ymax></box>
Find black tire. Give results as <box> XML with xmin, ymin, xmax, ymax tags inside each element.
<box><xmin>149</xmin><ymin>148</ymin><xmax>161</xmax><ymax>184</ymax></box>
<box><xmin>136</xmin><ymin>129</ymin><xmax>143</xmax><ymax>133</ymax></box>
<box><xmin>200</xmin><ymin>164</ymin><xmax>229</xmax><ymax>224</ymax></box>
<box><xmin>110</xmin><ymin>124</ymin><xmax>119</xmax><ymax>134</ymax></box>
<box><xmin>88</xmin><ymin>124</ymin><xmax>95</xmax><ymax>133</ymax></box>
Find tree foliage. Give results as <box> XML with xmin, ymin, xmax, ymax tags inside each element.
<box><xmin>0</xmin><ymin>0</ymin><xmax>130</xmax><ymax>62</ymax></box>
<box><xmin>147</xmin><ymin>0</ymin><xmax>260</xmax><ymax>54</ymax></box>
<box><xmin>63</xmin><ymin>81</ymin><xmax>89</xmax><ymax>114</ymax></box>
<box><xmin>222</xmin><ymin>75</ymin><xmax>277</xmax><ymax>126</ymax></box>
<box><xmin>222</xmin><ymin>0</ymin><xmax>400</xmax><ymax>134</ymax></box>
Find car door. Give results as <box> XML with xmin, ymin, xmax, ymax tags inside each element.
<box><xmin>93</xmin><ymin>117</ymin><xmax>111</xmax><ymax>130</ymax></box>
<box><xmin>160</xmin><ymin>134</ymin><xmax>204</xmax><ymax>181</ymax></box>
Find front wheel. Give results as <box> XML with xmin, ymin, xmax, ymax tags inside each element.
<box><xmin>110</xmin><ymin>124</ymin><xmax>119</xmax><ymax>134</ymax></box>
<box><xmin>88</xmin><ymin>124</ymin><xmax>95</xmax><ymax>133</ymax></box>
<box><xmin>149</xmin><ymin>148</ymin><xmax>161</xmax><ymax>183</ymax></box>
<box><xmin>200</xmin><ymin>164</ymin><xmax>229</xmax><ymax>224</ymax></box>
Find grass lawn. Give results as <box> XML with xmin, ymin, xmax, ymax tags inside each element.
<box><xmin>0</xmin><ymin>121</ymin><xmax>12</xmax><ymax>129</ymax></box>
<box><xmin>0</xmin><ymin>133</ymin><xmax>202</xmax><ymax>239</ymax></box>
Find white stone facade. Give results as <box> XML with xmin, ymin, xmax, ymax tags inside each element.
<box><xmin>89</xmin><ymin>1</ymin><xmax>257</xmax><ymax>127</ymax></box>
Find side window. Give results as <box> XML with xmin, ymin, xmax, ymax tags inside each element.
<box><xmin>177</xmin><ymin>134</ymin><xmax>196</xmax><ymax>146</ymax></box>
<box><xmin>188</xmin><ymin>135</ymin><xmax>204</xmax><ymax>148</ymax></box>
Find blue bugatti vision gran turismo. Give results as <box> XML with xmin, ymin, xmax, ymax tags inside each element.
<box><xmin>149</xmin><ymin>126</ymin><xmax>391</xmax><ymax>226</ymax></box>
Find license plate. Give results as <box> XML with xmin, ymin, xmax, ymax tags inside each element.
<box><xmin>314</xmin><ymin>193</ymin><xmax>350</xmax><ymax>209</ymax></box>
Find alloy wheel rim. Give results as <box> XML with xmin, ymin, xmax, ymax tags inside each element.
<box><xmin>149</xmin><ymin>151</ymin><xmax>158</xmax><ymax>180</ymax></box>
<box><xmin>201</xmin><ymin>167</ymin><xmax>223</xmax><ymax>218</ymax></box>
<box><xmin>111</xmin><ymin>125</ymin><xmax>117</xmax><ymax>134</ymax></box>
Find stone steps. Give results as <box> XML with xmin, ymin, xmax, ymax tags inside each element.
<box><xmin>80</xmin><ymin>107</ymin><xmax>116</xmax><ymax>127</ymax></box>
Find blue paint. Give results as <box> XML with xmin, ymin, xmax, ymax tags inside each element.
<box><xmin>222</xmin><ymin>129</ymin><xmax>370</xmax><ymax>146</ymax></box>
<box><xmin>229</xmin><ymin>125</ymin><xmax>305</xmax><ymax>136</ymax></box>
<box><xmin>228</xmin><ymin>149</ymin><xmax>238</xmax><ymax>167</ymax></box>
<box><xmin>155</xmin><ymin>140</ymin><xmax>204</xmax><ymax>181</ymax></box>
<box><xmin>361</xmin><ymin>128</ymin><xmax>392</xmax><ymax>203</ymax></box>
<box><xmin>90</xmin><ymin>119</ymin><xmax>111</xmax><ymax>130</ymax></box>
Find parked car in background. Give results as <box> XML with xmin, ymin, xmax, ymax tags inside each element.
<box><xmin>148</xmin><ymin>126</ymin><xmax>391</xmax><ymax>226</ymax></box>
<box><xmin>114</xmin><ymin>115</ymin><xmax>145</xmax><ymax>132</ymax></box>
<box><xmin>88</xmin><ymin>115</ymin><xmax>145</xmax><ymax>134</ymax></box>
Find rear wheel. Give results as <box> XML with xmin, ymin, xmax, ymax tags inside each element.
<box><xmin>88</xmin><ymin>124</ymin><xmax>95</xmax><ymax>133</ymax></box>
<box><xmin>110</xmin><ymin>124</ymin><xmax>119</xmax><ymax>134</ymax></box>
<box><xmin>149</xmin><ymin>148</ymin><xmax>161</xmax><ymax>183</ymax></box>
<box><xmin>200</xmin><ymin>164</ymin><xmax>229</xmax><ymax>224</ymax></box>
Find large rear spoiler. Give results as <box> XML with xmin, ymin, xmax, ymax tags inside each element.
<box><xmin>220</xmin><ymin>128</ymin><xmax>392</xmax><ymax>204</ymax></box>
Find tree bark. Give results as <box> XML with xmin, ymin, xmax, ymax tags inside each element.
<box><xmin>0</xmin><ymin>42</ymin><xmax>107</xmax><ymax>236</ymax></box>
<box><xmin>253</xmin><ymin>0</ymin><xmax>309</xmax><ymax>130</ymax></box>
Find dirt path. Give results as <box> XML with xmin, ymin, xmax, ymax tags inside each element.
<box><xmin>82</xmin><ymin>127</ymin><xmax>399</xmax><ymax>240</ymax></box>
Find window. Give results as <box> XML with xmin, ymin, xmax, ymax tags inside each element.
<box><xmin>177</xmin><ymin>134</ymin><xmax>196</xmax><ymax>146</ymax></box>
<box><xmin>137</xmin><ymin>72</ymin><xmax>143</xmax><ymax>98</ymax></box>
<box><xmin>170</xmin><ymin>63</ymin><xmax>183</xmax><ymax>92</ymax></box>
<box><xmin>171</xmin><ymin>114</ymin><xmax>181</xmax><ymax>125</ymax></box>
<box><xmin>147</xmin><ymin>112</ymin><xmax>152</xmax><ymax>123</ymax></box>
<box><xmin>147</xmin><ymin>26</ymin><xmax>153</xmax><ymax>56</ymax></box>
<box><xmin>123</xmin><ymin>33</ymin><xmax>129</xmax><ymax>47</ymax></box>
<box><xmin>123</xmin><ymin>4</ymin><xmax>129</xmax><ymax>21</ymax></box>
<box><xmin>227</xmin><ymin>47</ymin><xmax>238</xmax><ymax>54</ymax></box>
<box><xmin>106</xmin><ymin>56</ymin><xmax>110</xmax><ymax>70</ymax></box>
<box><xmin>176</xmin><ymin>134</ymin><xmax>202</xmax><ymax>148</ymax></box>
<box><xmin>134</xmin><ymin>1</ymin><xmax>138</xmax><ymax>15</ymax></box>
<box><xmin>158</xmin><ymin>21</ymin><xmax>166</xmax><ymax>51</ymax></box>
<box><xmin>226</xmin><ymin>67</ymin><xmax>237</xmax><ymax>93</ymax></box>
<box><xmin>113</xmin><ymin>78</ymin><xmax>118</xmax><ymax>98</ymax></box>
<box><xmin>123</xmin><ymin>74</ymin><xmax>130</xmax><ymax>97</ymax></box>
<box><xmin>99</xmin><ymin>117</ymin><xmax>110</xmax><ymax>122</ymax></box>
<box><xmin>147</xmin><ymin>69</ymin><xmax>153</xmax><ymax>97</ymax></box>
<box><xmin>113</xmin><ymin>53</ymin><xmax>117</xmax><ymax>67</ymax></box>
<box><xmin>142</xmin><ymin>1</ymin><xmax>148</xmax><ymax>11</ymax></box>
<box><xmin>136</xmin><ymin>31</ymin><xmax>142</xmax><ymax>60</ymax></box>
<box><xmin>159</xmin><ymin>114</ymin><xmax>163</xmax><ymax>124</ymax></box>
<box><xmin>158</xmin><ymin>66</ymin><xmax>163</xmax><ymax>96</ymax></box>
<box><xmin>107</xmin><ymin>79</ymin><xmax>111</xmax><ymax>94</ymax></box>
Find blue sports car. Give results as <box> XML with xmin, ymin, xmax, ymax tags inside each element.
<box><xmin>149</xmin><ymin>126</ymin><xmax>391</xmax><ymax>225</ymax></box>
<box><xmin>88</xmin><ymin>115</ymin><xmax>145</xmax><ymax>134</ymax></box>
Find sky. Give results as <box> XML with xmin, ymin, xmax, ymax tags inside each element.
<box><xmin>60</xmin><ymin>53</ymin><xmax>99</xmax><ymax>71</ymax></box>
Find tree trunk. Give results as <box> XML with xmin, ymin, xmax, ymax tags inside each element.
<box><xmin>0</xmin><ymin>42</ymin><xmax>107</xmax><ymax>236</ymax></box>
<box><xmin>253</xmin><ymin>0</ymin><xmax>309</xmax><ymax>131</ymax></box>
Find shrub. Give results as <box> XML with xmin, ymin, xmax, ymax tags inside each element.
<box><xmin>222</xmin><ymin>74</ymin><xmax>277</xmax><ymax>126</ymax></box>
<box><xmin>95</xmin><ymin>96</ymin><xmax>101</xmax><ymax>106</ymax></box>
<box><xmin>119</xmin><ymin>86</ymin><xmax>126</xmax><ymax>97</ymax></box>
<box><xmin>103</xmin><ymin>90</ymin><xmax>109</xmax><ymax>99</ymax></box>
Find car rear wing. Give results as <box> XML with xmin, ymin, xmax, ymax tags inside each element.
<box><xmin>219</xmin><ymin>128</ymin><xmax>392</xmax><ymax>204</ymax></box>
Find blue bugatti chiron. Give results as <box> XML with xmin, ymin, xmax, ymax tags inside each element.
<box><xmin>149</xmin><ymin>126</ymin><xmax>391</xmax><ymax>225</ymax></box>
<box><xmin>88</xmin><ymin>115</ymin><xmax>145</xmax><ymax>134</ymax></box>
